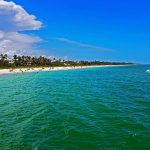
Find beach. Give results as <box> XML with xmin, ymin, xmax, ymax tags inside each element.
<box><xmin>0</xmin><ymin>65</ymin><xmax>126</xmax><ymax>75</ymax></box>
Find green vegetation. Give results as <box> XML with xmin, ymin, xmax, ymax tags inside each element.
<box><xmin>0</xmin><ymin>54</ymin><xmax>132</xmax><ymax>69</ymax></box>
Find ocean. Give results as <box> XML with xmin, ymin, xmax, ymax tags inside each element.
<box><xmin>0</xmin><ymin>65</ymin><xmax>150</xmax><ymax>150</ymax></box>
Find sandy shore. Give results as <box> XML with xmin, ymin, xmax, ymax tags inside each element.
<box><xmin>0</xmin><ymin>65</ymin><xmax>127</xmax><ymax>75</ymax></box>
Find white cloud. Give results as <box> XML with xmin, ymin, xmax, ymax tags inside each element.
<box><xmin>52</xmin><ymin>37</ymin><xmax>112</xmax><ymax>52</ymax></box>
<box><xmin>0</xmin><ymin>0</ymin><xmax>43</xmax><ymax>56</ymax></box>
<box><xmin>0</xmin><ymin>31</ymin><xmax>43</xmax><ymax>56</ymax></box>
<box><xmin>0</xmin><ymin>0</ymin><xmax>42</xmax><ymax>31</ymax></box>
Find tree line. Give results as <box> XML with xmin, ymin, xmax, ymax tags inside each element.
<box><xmin>0</xmin><ymin>54</ymin><xmax>132</xmax><ymax>68</ymax></box>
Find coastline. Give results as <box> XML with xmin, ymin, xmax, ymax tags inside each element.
<box><xmin>0</xmin><ymin>65</ymin><xmax>129</xmax><ymax>75</ymax></box>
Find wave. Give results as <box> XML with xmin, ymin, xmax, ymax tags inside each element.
<box><xmin>146</xmin><ymin>70</ymin><xmax>150</xmax><ymax>73</ymax></box>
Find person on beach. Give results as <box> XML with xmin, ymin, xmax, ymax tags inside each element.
<box><xmin>19</xmin><ymin>69</ymin><xmax>24</xmax><ymax>73</ymax></box>
<box><xmin>9</xmin><ymin>68</ymin><xmax>14</xmax><ymax>72</ymax></box>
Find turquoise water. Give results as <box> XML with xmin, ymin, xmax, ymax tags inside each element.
<box><xmin>0</xmin><ymin>65</ymin><xmax>150</xmax><ymax>150</ymax></box>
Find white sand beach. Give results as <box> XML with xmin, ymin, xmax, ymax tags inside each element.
<box><xmin>0</xmin><ymin>65</ymin><xmax>127</xmax><ymax>75</ymax></box>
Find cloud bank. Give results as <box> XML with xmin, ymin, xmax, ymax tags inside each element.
<box><xmin>0</xmin><ymin>0</ymin><xmax>43</xmax><ymax>56</ymax></box>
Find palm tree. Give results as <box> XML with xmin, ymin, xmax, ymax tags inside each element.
<box><xmin>0</xmin><ymin>54</ymin><xmax>7</xmax><ymax>61</ymax></box>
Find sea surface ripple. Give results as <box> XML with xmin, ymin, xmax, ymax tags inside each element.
<box><xmin>0</xmin><ymin>65</ymin><xmax>150</xmax><ymax>150</ymax></box>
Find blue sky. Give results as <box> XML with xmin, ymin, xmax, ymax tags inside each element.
<box><xmin>1</xmin><ymin>0</ymin><xmax>150</xmax><ymax>63</ymax></box>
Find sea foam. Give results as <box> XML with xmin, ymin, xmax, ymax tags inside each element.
<box><xmin>146</xmin><ymin>69</ymin><xmax>150</xmax><ymax>73</ymax></box>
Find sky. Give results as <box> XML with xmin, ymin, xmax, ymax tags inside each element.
<box><xmin>0</xmin><ymin>0</ymin><xmax>150</xmax><ymax>63</ymax></box>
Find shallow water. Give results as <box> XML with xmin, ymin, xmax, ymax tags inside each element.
<box><xmin>0</xmin><ymin>65</ymin><xmax>150</xmax><ymax>150</ymax></box>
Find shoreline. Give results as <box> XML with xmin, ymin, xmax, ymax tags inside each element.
<box><xmin>0</xmin><ymin>65</ymin><xmax>130</xmax><ymax>75</ymax></box>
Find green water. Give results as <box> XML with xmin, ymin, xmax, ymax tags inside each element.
<box><xmin>0</xmin><ymin>65</ymin><xmax>150</xmax><ymax>150</ymax></box>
